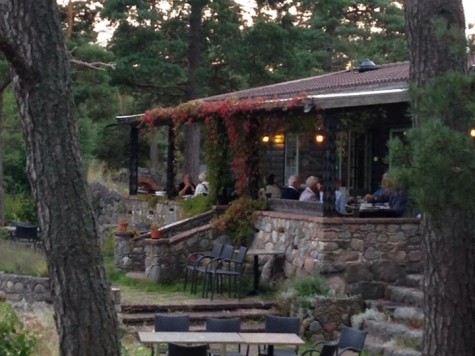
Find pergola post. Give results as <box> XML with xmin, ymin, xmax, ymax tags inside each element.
<box><xmin>128</xmin><ymin>125</ymin><xmax>139</xmax><ymax>196</ymax></box>
<box><xmin>322</xmin><ymin>113</ymin><xmax>338</xmax><ymax>217</ymax></box>
<box><xmin>166</xmin><ymin>124</ymin><xmax>176</xmax><ymax>198</ymax></box>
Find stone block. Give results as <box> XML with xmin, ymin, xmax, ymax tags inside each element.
<box><xmin>346</xmin><ymin>263</ymin><xmax>373</xmax><ymax>283</ymax></box>
<box><xmin>376</xmin><ymin>234</ymin><xmax>389</xmax><ymax>243</ymax></box>
<box><xmin>349</xmin><ymin>281</ymin><xmax>385</xmax><ymax>299</ymax></box>
<box><xmin>315</xmin><ymin>263</ymin><xmax>347</xmax><ymax>274</ymax></box>
<box><xmin>317</xmin><ymin>241</ymin><xmax>339</xmax><ymax>252</ymax></box>
<box><xmin>408</xmin><ymin>250</ymin><xmax>423</xmax><ymax>262</ymax></box>
<box><xmin>363</xmin><ymin>247</ymin><xmax>381</xmax><ymax>260</ymax></box>
<box><xmin>325</xmin><ymin>275</ymin><xmax>347</xmax><ymax>296</ymax></box>
<box><xmin>389</xmin><ymin>232</ymin><xmax>406</xmax><ymax>243</ymax></box>
<box><xmin>387</xmin><ymin>224</ymin><xmax>400</xmax><ymax>233</ymax></box>
<box><xmin>304</xmin><ymin>258</ymin><xmax>315</xmax><ymax>273</ymax></box>
<box><xmin>337</xmin><ymin>251</ymin><xmax>360</xmax><ymax>262</ymax></box>
<box><xmin>350</xmin><ymin>239</ymin><xmax>364</xmax><ymax>252</ymax></box>
<box><xmin>369</xmin><ymin>260</ymin><xmax>403</xmax><ymax>282</ymax></box>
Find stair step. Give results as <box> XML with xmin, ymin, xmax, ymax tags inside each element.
<box><xmin>383</xmin><ymin>348</ymin><xmax>421</xmax><ymax>356</ymax></box>
<box><xmin>364</xmin><ymin>320</ymin><xmax>412</xmax><ymax>342</ymax></box>
<box><xmin>121</xmin><ymin>308</ymin><xmax>274</xmax><ymax>326</ymax></box>
<box><xmin>403</xmin><ymin>274</ymin><xmax>423</xmax><ymax>289</ymax></box>
<box><xmin>365</xmin><ymin>300</ymin><xmax>408</xmax><ymax>313</ymax></box>
<box><xmin>121</xmin><ymin>300</ymin><xmax>275</xmax><ymax>314</ymax></box>
<box><xmin>393</xmin><ymin>307</ymin><xmax>424</xmax><ymax>325</ymax></box>
<box><xmin>363</xmin><ymin>335</ymin><xmax>386</xmax><ymax>356</ymax></box>
<box><xmin>388</xmin><ymin>286</ymin><xmax>423</xmax><ymax>308</ymax></box>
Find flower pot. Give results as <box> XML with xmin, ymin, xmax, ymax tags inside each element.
<box><xmin>118</xmin><ymin>221</ymin><xmax>128</xmax><ymax>231</ymax></box>
<box><xmin>150</xmin><ymin>229</ymin><xmax>160</xmax><ymax>239</ymax></box>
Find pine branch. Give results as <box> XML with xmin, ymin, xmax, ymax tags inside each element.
<box><xmin>69</xmin><ymin>59</ymin><xmax>116</xmax><ymax>71</ymax></box>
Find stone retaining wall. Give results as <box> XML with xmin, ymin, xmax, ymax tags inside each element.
<box><xmin>0</xmin><ymin>272</ymin><xmax>121</xmax><ymax>310</ymax></box>
<box><xmin>0</xmin><ymin>272</ymin><xmax>50</xmax><ymax>303</ymax></box>
<box><xmin>254</xmin><ymin>212</ymin><xmax>422</xmax><ymax>299</ymax></box>
<box><xmin>293</xmin><ymin>296</ymin><xmax>364</xmax><ymax>341</ymax></box>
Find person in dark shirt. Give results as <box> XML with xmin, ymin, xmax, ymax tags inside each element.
<box><xmin>281</xmin><ymin>175</ymin><xmax>301</xmax><ymax>200</ymax></box>
<box><xmin>177</xmin><ymin>173</ymin><xmax>196</xmax><ymax>197</ymax></box>
<box><xmin>366</xmin><ymin>174</ymin><xmax>407</xmax><ymax>217</ymax></box>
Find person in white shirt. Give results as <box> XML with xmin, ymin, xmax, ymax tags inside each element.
<box><xmin>335</xmin><ymin>179</ymin><xmax>347</xmax><ymax>213</ymax></box>
<box><xmin>299</xmin><ymin>176</ymin><xmax>321</xmax><ymax>202</ymax></box>
<box><xmin>194</xmin><ymin>172</ymin><xmax>209</xmax><ymax>196</ymax></box>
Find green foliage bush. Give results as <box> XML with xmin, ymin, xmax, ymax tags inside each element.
<box><xmin>0</xmin><ymin>240</ymin><xmax>48</xmax><ymax>277</ymax></box>
<box><xmin>0</xmin><ymin>303</ymin><xmax>36</xmax><ymax>355</ymax></box>
<box><xmin>211</xmin><ymin>195</ymin><xmax>266</xmax><ymax>245</ymax></box>
<box><xmin>275</xmin><ymin>273</ymin><xmax>330</xmax><ymax>315</ymax></box>
<box><xmin>179</xmin><ymin>195</ymin><xmax>213</xmax><ymax>219</ymax></box>
<box><xmin>3</xmin><ymin>193</ymin><xmax>37</xmax><ymax>224</ymax></box>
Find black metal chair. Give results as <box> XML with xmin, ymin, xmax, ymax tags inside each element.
<box><xmin>168</xmin><ymin>343</ymin><xmax>208</xmax><ymax>356</ymax></box>
<box><xmin>206</xmin><ymin>318</ymin><xmax>241</xmax><ymax>356</ymax></box>
<box><xmin>311</xmin><ymin>326</ymin><xmax>367</xmax><ymax>356</ymax></box>
<box><xmin>202</xmin><ymin>244</ymin><xmax>235</xmax><ymax>298</ymax></box>
<box><xmin>184</xmin><ymin>242</ymin><xmax>223</xmax><ymax>294</ymax></box>
<box><xmin>259</xmin><ymin>315</ymin><xmax>301</xmax><ymax>356</ymax></box>
<box><xmin>206</xmin><ymin>246</ymin><xmax>248</xmax><ymax>300</ymax></box>
<box><xmin>154</xmin><ymin>314</ymin><xmax>190</xmax><ymax>355</ymax></box>
<box><xmin>300</xmin><ymin>344</ymin><xmax>338</xmax><ymax>356</ymax></box>
<box><xmin>13</xmin><ymin>225</ymin><xmax>41</xmax><ymax>250</ymax></box>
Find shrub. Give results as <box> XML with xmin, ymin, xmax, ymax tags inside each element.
<box><xmin>3</xmin><ymin>193</ymin><xmax>37</xmax><ymax>224</ymax></box>
<box><xmin>0</xmin><ymin>240</ymin><xmax>48</xmax><ymax>277</ymax></box>
<box><xmin>276</xmin><ymin>273</ymin><xmax>330</xmax><ymax>315</ymax></box>
<box><xmin>211</xmin><ymin>195</ymin><xmax>266</xmax><ymax>245</ymax></box>
<box><xmin>179</xmin><ymin>195</ymin><xmax>213</xmax><ymax>219</ymax></box>
<box><xmin>0</xmin><ymin>303</ymin><xmax>36</xmax><ymax>355</ymax></box>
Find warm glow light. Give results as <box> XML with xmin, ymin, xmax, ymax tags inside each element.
<box><xmin>315</xmin><ymin>134</ymin><xmax>325</xmax><ymax>143</ymax></box>
<box><xmin>471</xmin><ymin>128</ymin><xmax>475</xmax><ymax>137</ymax></box>
<box><xmin>274</xmin><ymin>134</ymin><xmax>285</xmax><ymax>144</ymax></box>
<box><xmin>262</xmin><ymin>136</ymin><xmax>270</xmax><ymax>143</ymax></box>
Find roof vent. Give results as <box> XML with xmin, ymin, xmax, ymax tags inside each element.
<box><xmin>357</xmin><ymin>59</ymin><xmax>378</xmax><ymax>73</ymax></box>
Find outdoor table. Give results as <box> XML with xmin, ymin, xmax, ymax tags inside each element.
<box><xmin>246</xmin><ymin>249</ymin><xmax>285</xmax><ymax>296</ymax></box>
<box><xmin>356</xmin><ymin>207</ymin><xmax>401</xmax><ymax>218</ymax></box>
<box><xmin>238</xmin><ymin>332</ymin><xmax>305</xmax><ymax>356</ymax></box>
<box><xmin>138</xmin><ymin>331</ymin><xmax>243</xmax><ymax>356</ymax></box>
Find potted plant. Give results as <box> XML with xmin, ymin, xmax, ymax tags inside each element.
<box><xmin>150</xmin><ymin>221</ymin><xmax>161</xmax><ymax>239</ymax></box>
<box><xmin>117</xmin><ymin>201</ymin><xmax>128</xmax><ymax>231</ymax></box>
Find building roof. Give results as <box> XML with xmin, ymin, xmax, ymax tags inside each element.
<box><xmin>204</xmin><ymin>61</ymin><xmax>410</xmax><ymax>102</ymax></box>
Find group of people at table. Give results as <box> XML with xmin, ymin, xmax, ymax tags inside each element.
<box><xmin>176</xmin><ymin>171</ymin><xmax>407</xmax><ymax>217</ymax></box>
<box><xmin>262</xmin><ymin>173</ymin><xmax>407</xmax><ymax>217</ymax></box>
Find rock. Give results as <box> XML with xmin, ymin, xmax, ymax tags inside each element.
<box><xmin>369</xmin><ymin>260</ymin><xmax>403</xmax><ymax>282</ymax></box>
<box><xmin>349</xmin><ymin>281</ymin><xmax>385</xmax><ymax>299</ymax></box>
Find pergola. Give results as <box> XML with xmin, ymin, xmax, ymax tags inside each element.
<box><xmin>117</xmin><ymin>60</ymin><xmax>412</xmax><ymax>216</ymax></box>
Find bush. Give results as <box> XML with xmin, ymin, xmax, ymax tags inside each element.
<box><xmin>276</xmin><ymin>273</ymin><xmax>330</xmax><ymax>315</ymax></box>
<box><xmin>0</xmin><ymin>240</ymin><xmax>48</xmax><ymax>277</ymax></box>
<box><xmin>0</xmin><ymin>303</ymin><xmax>36</xmax><ymax>355</ymax></box>
<box><xmin>3</xmin><ymin>193</ymin><xmax>37</xmax><ymax>224</ymax></box>
<box><xmin>179</xmin><ymin>195</ymin><xmax>213</xmax><ymax>219</ymax></box>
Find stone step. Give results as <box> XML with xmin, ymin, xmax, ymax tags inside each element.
<box><xmin>363</xmin><ymin>330</ymin><xmax>422</xmax><ymax>356</ymax></box>
<box><xmin>383</xmin><ymin>348</ymin><xmax>421</xmax><ymax>356</ymax></box>
<box><xmin>392</xmin><ymin>307</ymin><xmax>424</xmax><ymax>326</ymax></box>
<box><xmin>121</xmin><ymin>300</ymin><xmax>275</xmax><ymax>314</ymax></box>
<box><xmin>402</xmin><ymin>274</ymin><xmax>423</xmax><ymax>289</ymax></box>
<box><xmin>365</xmin><ymin>300</ymin><xmax>407</xmax><ymax>314</ymax></box>
<box><xmin>388</xmin><ymin>286</ymin><xmax>424</xmax><ymax>308</ymax></box>
<box><xmin>364</xmin><ymin>320</ymin><xmax>412</xmax><ymax>343</ymax></box>
<box><xmin>120</xmin><ymin>307</ymin><xmax>275</xmax><ymax>326</ymax></box>
<box><xmin>363</xmin><ymin>335</ymin><xmax>386</xmax><ymax>356</ymax></box>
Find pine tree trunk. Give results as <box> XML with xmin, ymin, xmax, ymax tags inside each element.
<box><xmin>0</xmin><ymin>2</ymin><xmax>121</xmax><ymax>355</ymax></box>
<box><xmin>0</xmin><ymin>76</ymin><xmax>10</xmax><ymax>226</ymax></box>
<box><xmin>405</xmin><ymin>1</ymin><xmax>475</xmax><ymax>355</ymax></box>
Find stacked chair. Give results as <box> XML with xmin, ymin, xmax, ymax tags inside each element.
<box><xmin>258</xmin><ymin>315</ymin><xmax>301</xmax><ymax>356</ymax></box>
<box><xmin>205</xmin><ymin>317</ymin><xmax>242</xmax><ymax>356</ymax></box>
<box><xmin>153</xmin><ymin>314</ymin><xmax>190</xmax><ymax>356</ymax></box>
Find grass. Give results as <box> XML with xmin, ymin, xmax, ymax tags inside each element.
<box><xmin>0</xmin><ymin>239</ymin><xmax>48</xmax><ymax>277</ymax></box>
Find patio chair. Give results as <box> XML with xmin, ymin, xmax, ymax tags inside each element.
<box><xmin>183</xmin><ymin>242</ymin><xmax>223</xmax><ymax>294</ymax></box>
<box><xmin>168</xmin><ymin>343</ymin><xmax>208</xmax><ymax>356</ymax></box>
<box><xmin>153</xmin><ymin>314</ymin><xmax>190</xmax><ymax>355</ymax></box>
<box><xmin>206</xmin><ymin>246</ymin><xmax>248</xmax><ymax>300</ymax></box>
<box><xmin>206</xmin><ymin>317</ymin><xmax>241</xmax><ymax>356</ymax></box>
<box><xmin>300</xmin><ymin>344</ymin><xmax>338</xmax><ymax>356</ymax></box>
<box><xmin>13</xmin><ymin>225</ymin><xmax>41</xmax><ymax>250</ymax></box>
<box><xmin>201</xmin><ymin>244</ymin><xmax>235</xmax><ymax>298</ymax></box>
<box><xmin>259</xmin><ymin>315</ymin><xmax>301</xmax><ymax>356</ymax></box>
<box><xmin>311</xmin><ymin>326</ymin><xmax>367</xmax><ymax>356</ymax></box>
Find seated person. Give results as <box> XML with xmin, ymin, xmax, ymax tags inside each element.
<box><xmin>177</xmin><ymin>173</ymin><xmax>196</xmax><ymax>197</ymax></box>
<box><xmin>299</xmin><ymin>176</ymin><xmax>321</xmax><ymax>202</ymax></box>
<box><xmin>264</xmin><ymin>174</ymin><xmax>281</xmax><ymax>198</ymax></box>
<box><xmin>335</xmin><ymin>179</ymin><xmax>347</xmax><ymax>214</ymax></box>
<box><xmin>366</xmin><ymin>175</ymin><xmax>407</xmax><ymax>217</ymax></box>
<box><xmin>194</xmin><ymin>172</ymin><xmax>209</xmax><ymax>196</ymax></box>
<box><xmin>281</xmin><ymin>175</ymin><xmax>301</xmax><ymax>200</ymax></box>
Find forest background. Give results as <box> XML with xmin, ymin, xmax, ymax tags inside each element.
<box><xmin>0</xmin><ymin>0</ymin><xmax>473</xmax><ymax>224</ymax></box>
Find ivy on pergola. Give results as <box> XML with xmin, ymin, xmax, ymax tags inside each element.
<box><xmin>141</xmin><ymin>95</ymin><xmax>323</xmax><ymax>199</ymax></box>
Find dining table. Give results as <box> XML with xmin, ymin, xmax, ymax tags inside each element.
<box><xmin>138</xmin><ymin>331</ymin><xmax>305</xmax><ymax>356</ymax></box>
<box><xmin>245</xmin><ymin>249</ymin><xmax>285</xmax><ymax>296</ymax></box>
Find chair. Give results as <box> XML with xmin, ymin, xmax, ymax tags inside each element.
<box><xmin>206</xmin><ymin>318</ymin><xmax>241</xmax><ymax>356</ymax></box>
<box><xmin>300</xmin><ymin>344</ymin><xmax>338</xmax><ymax>356</ymax></box>
<box><xmin>13</xmin><ymin>225</ymin><xmax>41</xmax><ymax>250</ymax></box>
<box><xmin>206</xmin><ymin>246</ymin><xmax>248</xmax><ymax>300</ymax></box>
<box><xmin>154</xmin><ymin>314</ymin><xmax>190</xmax><ymax>355</ymax></box>
<box><xmin>259</xmin><ymin>315</ymin><xmax>301</xmax><ymax>356</ymax></box>
<box><xmin>184</xmin><ymin>242</ymin><xmax>223</xmax><ymax>294</ymax></box>
<box><xmin>168</xmin><ymin>343</ymin><xmax>208</xmax><ymax>356</ymax></box>
<box><xmin>201</xmin><ymin>244</ymin><xmax>235</xmax><ymax>298</ymax></box>
<box><xmin>311</xmin><ymin>326</ymin><xmax>367</xmax><ymax>356</ymax></box>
